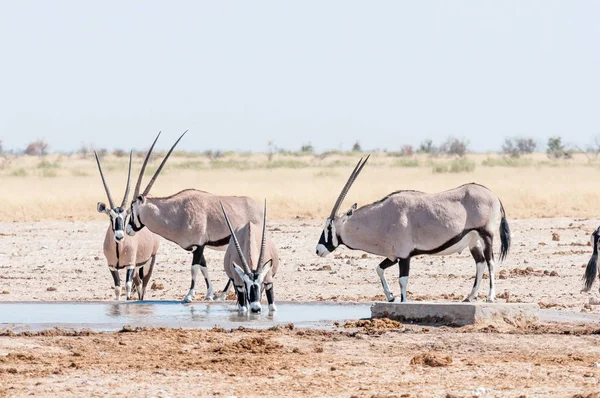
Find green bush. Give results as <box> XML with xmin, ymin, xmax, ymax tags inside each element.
<box><xmin>394</xmin><ymin>158</ymin><xmax>420</xmax><ymax>168</ymax></box>
<box><xmin>10</xmin><ymin>168</ymin><xmax>27</xmax><ymax>177</ymax></box>
<box><xmin>37</xmin><ymin>160</ymin><xmax>60</xmax><ymax>169</ymax></box>
<box><xmin>482</xmin><ymin>157</ymin><xmax>532</xmax><ymax>167</ymax></box>
<box><xmin>432</xmin><ymin>159</ymin><xmax>475</xmax><ymax>173</ymax></box>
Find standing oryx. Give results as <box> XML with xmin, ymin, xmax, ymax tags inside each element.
<box><xmin>126</xmin><ymin>132</ymin><xmax>264</xmax><ymax>303</ymax></box>
<box><xmin>221</xmin><ymin>200</ymin><xmax>279</xmax><ymax>313</ymax></box>
<box><xmin>95</xmin><ymin>151</ymin><xmax>160</xmax><ymax>300</ymax></box>
<box><xmin>315</xmin><ymin>156</ymin><xmax>511</xmax><ymax>303</ymax></box>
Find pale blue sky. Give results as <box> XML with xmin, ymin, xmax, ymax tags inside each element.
<box><xmin>0</xmin><ymin>1</ymin><xmax>598</xmax><ymax>153</ymax></box>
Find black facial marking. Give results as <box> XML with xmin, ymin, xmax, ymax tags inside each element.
<box><xmin>318</xmin><ymin>228</ymin><xmax>337</xmax><ymax>252</ymax></box>
<box><xmin>115</xmin><ymin>216</ymin><xmax>124</xmax><ymax>232</ymax></box>
<box><xmin>249</xmin><ymin>283</ymin><xmax>259</xmax><ymax>304</ymax></box>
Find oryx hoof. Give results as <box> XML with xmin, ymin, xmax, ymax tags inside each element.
<box><xmin>238</xmin><ymin>305</ymin><xmax>248</xmax><ymax>313</ymax></box>
<box><xmin>182</xmin><ymin>295</ymin><xmax>193</xmax><ymax>304</ymax></box>
<box><xmin>204</xmin><ymin>296</ymin><xmax>214</xmax><ymax>302</ymax></box>
<box><xmin>387</xmin><ymin>296</ymin><xmax>395</xmax><ymax>303</ymax></box>
<box><xmin>486</xmin><ymin>297</ymin><xmax>496</xmax><ymax>303</ymax></box>
<box><xmin>215</xmin><ymin>293</ymin><xmax>227</xmax><ymax>301</ymax></box>
<box><xmin>268</xmin><ymin>303</ymin><xmax>277</xmax><ymax>312</ymax></box>
<box><xmin>463</xmin><ymin>296</ymin><xmax>477</xmax><ymax>303</ymax></box>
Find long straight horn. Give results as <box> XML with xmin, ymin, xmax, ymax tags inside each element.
<box><xmin>142</xmin><ymin>130</ymin><xmax>188</xmax><ymax>196</ymax></box>
<box><xmin>94</xmin><ymin>151</ymin><xmax>115</xmax><ymax>209</ymax></box>
<box><xmin>133</xmin><ymin>131</ymin><xmax>161</xmax><ymax>199</ymax></box>
<box><xmin>220</xmin><ymin>202</ymin><xmax>251</xmax><ymax>274</ymax></box>
<box><xmin>329</xmin><ymin>155</ymin><xmax>370</xmax><ymax>219</ymax></box>
<box><xmin>121</xmin><ymin>151</ymin><xmax>133</xmax><ymax>208</ymax></box>
<box><xmin>257</xmin><ymin>199</ymin><xmax>268</xmax><ymax>272</ymax></box>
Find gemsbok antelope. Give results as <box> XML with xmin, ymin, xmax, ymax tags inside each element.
<box><xmin>315</xmin><ymin>156</ymin><xmax>511</xmax><ymax>303</ymax></box>
<box><xmin>582</xmin><ymin>226</ymin><xmax>600</xmax><ymax>295</ymax></box>
<box><xmin>95</xmin><ymin>151</ymin><xmax>160</xmax><ymax>300</ymax></box>
<box><xmin>221</xmin><ymin>201</ymin><xmax>279</xmax><ymax>313</ymax></box>
<box><xmin>126</xmin><ymin>132</ymin><xmax>264</xmax><ymax>303</ymax></box>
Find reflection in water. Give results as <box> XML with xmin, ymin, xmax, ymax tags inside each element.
<box><xmin>0</xmin><ymin>301</ymin><xmax>371</xmax><ymax>332</ymax></box>
<box><xmin>106</xmin><ymin>302</ymin><xmax>156</xmax><ymax>319</ymax></box>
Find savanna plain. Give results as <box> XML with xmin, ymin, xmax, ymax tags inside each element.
<box><xmin>1</xmin><ymin>151</ymin><xmax>600</xmax><ymax>397</ymax></box>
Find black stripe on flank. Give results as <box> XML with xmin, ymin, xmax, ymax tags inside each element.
<box><xmin>410</xmin><ymin>228</ymin><xmax>483</xmax><ymax>257</ymax></box>
<box><xmin>206</xmin><ymin>236</ymin><xmax>231</xmax><ymax>247</ymax></box>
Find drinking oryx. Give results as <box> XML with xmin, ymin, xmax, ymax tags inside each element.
<box><xmin>126</xmin><ymin>132</ymin><xmax>264</xmax><ymax>303</ymax></box>
<box><xmin>95</xmin><ymin>151</ymin><xmax>160</xmax><ymax>300</ymax></box>
<box><xmin>221</xmin><ymin>200</ymin><xmax>279</xmax><ymax>313</ymax></box>
<box><xmin>315</xmin><ymin>156</ymin><xmax>511</xmax><ymax>303</ymax></box>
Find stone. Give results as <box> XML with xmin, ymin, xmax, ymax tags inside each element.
<box><xmin>371</xmin><ymin>302</ymin><xmax>540</xmax><ymax>326</ymax></box>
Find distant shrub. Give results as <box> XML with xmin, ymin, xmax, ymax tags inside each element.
<box><xmin>314</xmin><ymin>170</ymin><xmax>339</xmax><ymax>178</ymax></box>
<box><xmin>70</xmin><ymin>169</ymin><xmax>90</xmax><ymax>177</ymax></box>
<box><xmin>394</xmin><ymin>158</ymin><xmax>420</xmax><ymax>167</ymax></box>
<box><xmin>482</xmin><ymin>157</ymin><xmax>533</xmax><ymax>167</ymax></box>
<box><xmin>265</xmin><ymin>160</ymin><xmax>308</xmax><ymax>169</ymax></box>
<box><xmin>78</xmin><ymin>143</ymin><xmax>89</xmax><ymax>159</ymax></box>
<box><xmin>502</xmin><ymin>137</ymin><xmax>537</xmax><ymax>158</ymax></box>
<box><xmin>175</xmin><ymin>160</ymin><xmax>205</xmax><ymax>169</ymax></box>
<box><xmin>440</xmin><ymin>137</ymin><xmax>468</xmax><ymax>157</ymax></box>
<box><xmin>11</xmin><ymin>168</ymin><xmax>27</xmax><ymax>177</ymax></box>
<box><xmin>418</xmin><ymin>139</ymin><xmax>438</xmax><ymax>154</ymax></box>
<box><xmin>25</xmin><ymin>140</ymin><xmax>49</xmax><ymax>156</ymax></box>
<box><xmin>352</xmin><ymin>141</ymin><xmax>362</xmax><ymax>152</ymax></box>
<box><xmin>432</xmin><ymin>158</ymin><xmax>475</xmax><ymax>173</ymax></box>
<box><xmin>210</xmin><ymin>160</ymin><xmax>251</xmax><ymax>170</ymax></box>
<box><xmin>547</xmin><ymin>136</ymin><xmax>573</xmax><ymax>159</ymax></box>
<box><xmin>113</xmin><ymin>149</ymin><xmax>127</xmax><ymax>158</ymax></box>
<box><xmin>301</xmin><ymin>143</ymin><xmax>314</xmax><ymax>153</ymax></box>
<box><xmin>37</xmin><ymin>160</ymin><xmax>60</xmax><ymax>169</ymax></box>
<box><xmin>40</xmin><ymin>169</ymin><xmax>57</xmax><ymax>178</ymax></box>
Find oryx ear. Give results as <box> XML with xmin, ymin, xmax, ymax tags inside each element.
<box><xmin>232</xmin><ymin>262</ymin><xmax>246</xmax><ymax>279</ymax></box>
<box><xmin>97</xmin><ymin>202</ymin><xmax>108</xmax><ymax>213</ymax></box>
<box><xmin>259</xmin><ymin>259</ymin><xmax>273</xmax><ymax>281</ymax></box>
<box><xmin>346</xmin><ymin>203</ymin><xmax>357</xmax><ymax>217</ymax></box>
<box><xmin>136</xmin><ymin>195</ymin><xmax>146</xmax><ymax>205</ymax></box>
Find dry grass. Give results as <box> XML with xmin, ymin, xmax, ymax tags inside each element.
<box><xmin>0</xmin><ymin>152</ymin><xmax>598</xmax><ymax>221</ymax></box>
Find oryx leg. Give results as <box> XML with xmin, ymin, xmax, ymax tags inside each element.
<box><xmin>133</xmin><ymin>269</ymin><xmax>143</xmax><ymax>300</ymax></box>
<box><xmin>215</xmin><ymin>279</ymin><xmax>233</xmax><ymax>301</ymax></box>
<box><xmin>464</xmin><ymin>238</ymin><xmax>486</xmax><ymax>302</ymax></box>
<box><xmin>125</xmin><ymin>265</ymin><xmax>136</xmax><ymax>300</ymax></box>
<box><xmin>265</xmin><ymin>282</ymin><xmax>276</xmax><ymax>312</ymax></box>
<box><xmin>481</xmin><ymin>233</ymin><xmax>496</xmax><ymax>303</ymax></box>
<box><xmin>139</xmin><ymin>255</ymin><xmax>156</xmax><ymax>301</ymax></box>
<box><xmin>235</xmin><ymin>284</ymin><xmax>247</xmax><ymax>313</ymax></box>
<box><xmin>110</xmin><ymin>268</ymin><xmax>121</xmax><ymax>300</ymax></box>
<box><xmin>184</xmin><ymin>246</ymin><xmax>215</xmax><ymax>302</ymax></box>
<box><xmin>376</xmin><ymin>258</ymin><xmax>398</xmax><ymax>302</ymax></box>
<box><xmin>398</xmin><ymin>257</ymin><xmax>410</xmax><ymax>302</ymax></box>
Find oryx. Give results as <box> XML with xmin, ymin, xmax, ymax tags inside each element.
<box><xmin>582</xmin><ymin>226</ymin><xmax>600</xmax><ymax>294</ymax></box>
<box><xmin>95</xmin><ymin>151</ymin><xmax>160</xmax><ymax>300</ymax></box>
<box><xmin>126</xmin><ymin>132</ymin><xmax>264</xmax><ymax>303</ymax></box>
<box><xmin>221</xmin><ymin>200</ymin><xmax>279</xmax><ymax>313</ymax></box>
<box><xmin>315</xmin><ymin>156</ymin><xmax>511</xmax><ymax>303</ymax></box>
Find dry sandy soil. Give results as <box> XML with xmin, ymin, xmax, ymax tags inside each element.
<box><xmin>1</xmin><ymin>218</ymin><xmax>600</xmax><ymax>396</ymax></box>
<box><xmin>0</xmin><ymin>218</ymin><xmax>598</xmax><ymax>307</ymax></box>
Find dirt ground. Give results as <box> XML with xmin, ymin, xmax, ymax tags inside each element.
<box><xmin>2</xmin><ymin>218</ymin><xmax>600</xmax><ymax>397</ymax></box>
<box><xmin>1</xmin><ymin>323</ymin><xmax>600</xmax><ymax>397</ymax></box>
<box><xmin>0</xmin><ymin>218</ymin><xmax>598</xmax><ymax>308</ymax></box>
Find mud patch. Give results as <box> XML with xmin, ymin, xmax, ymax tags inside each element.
<box><xmin>410</xmin><ymin>352</ymin><xmax>452</xmax><ymax>367</ymax></box>
<box><xmin>342</xmin><ymin>318</ymin><xmax>404</xmax><ymax>331</ymax></box>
